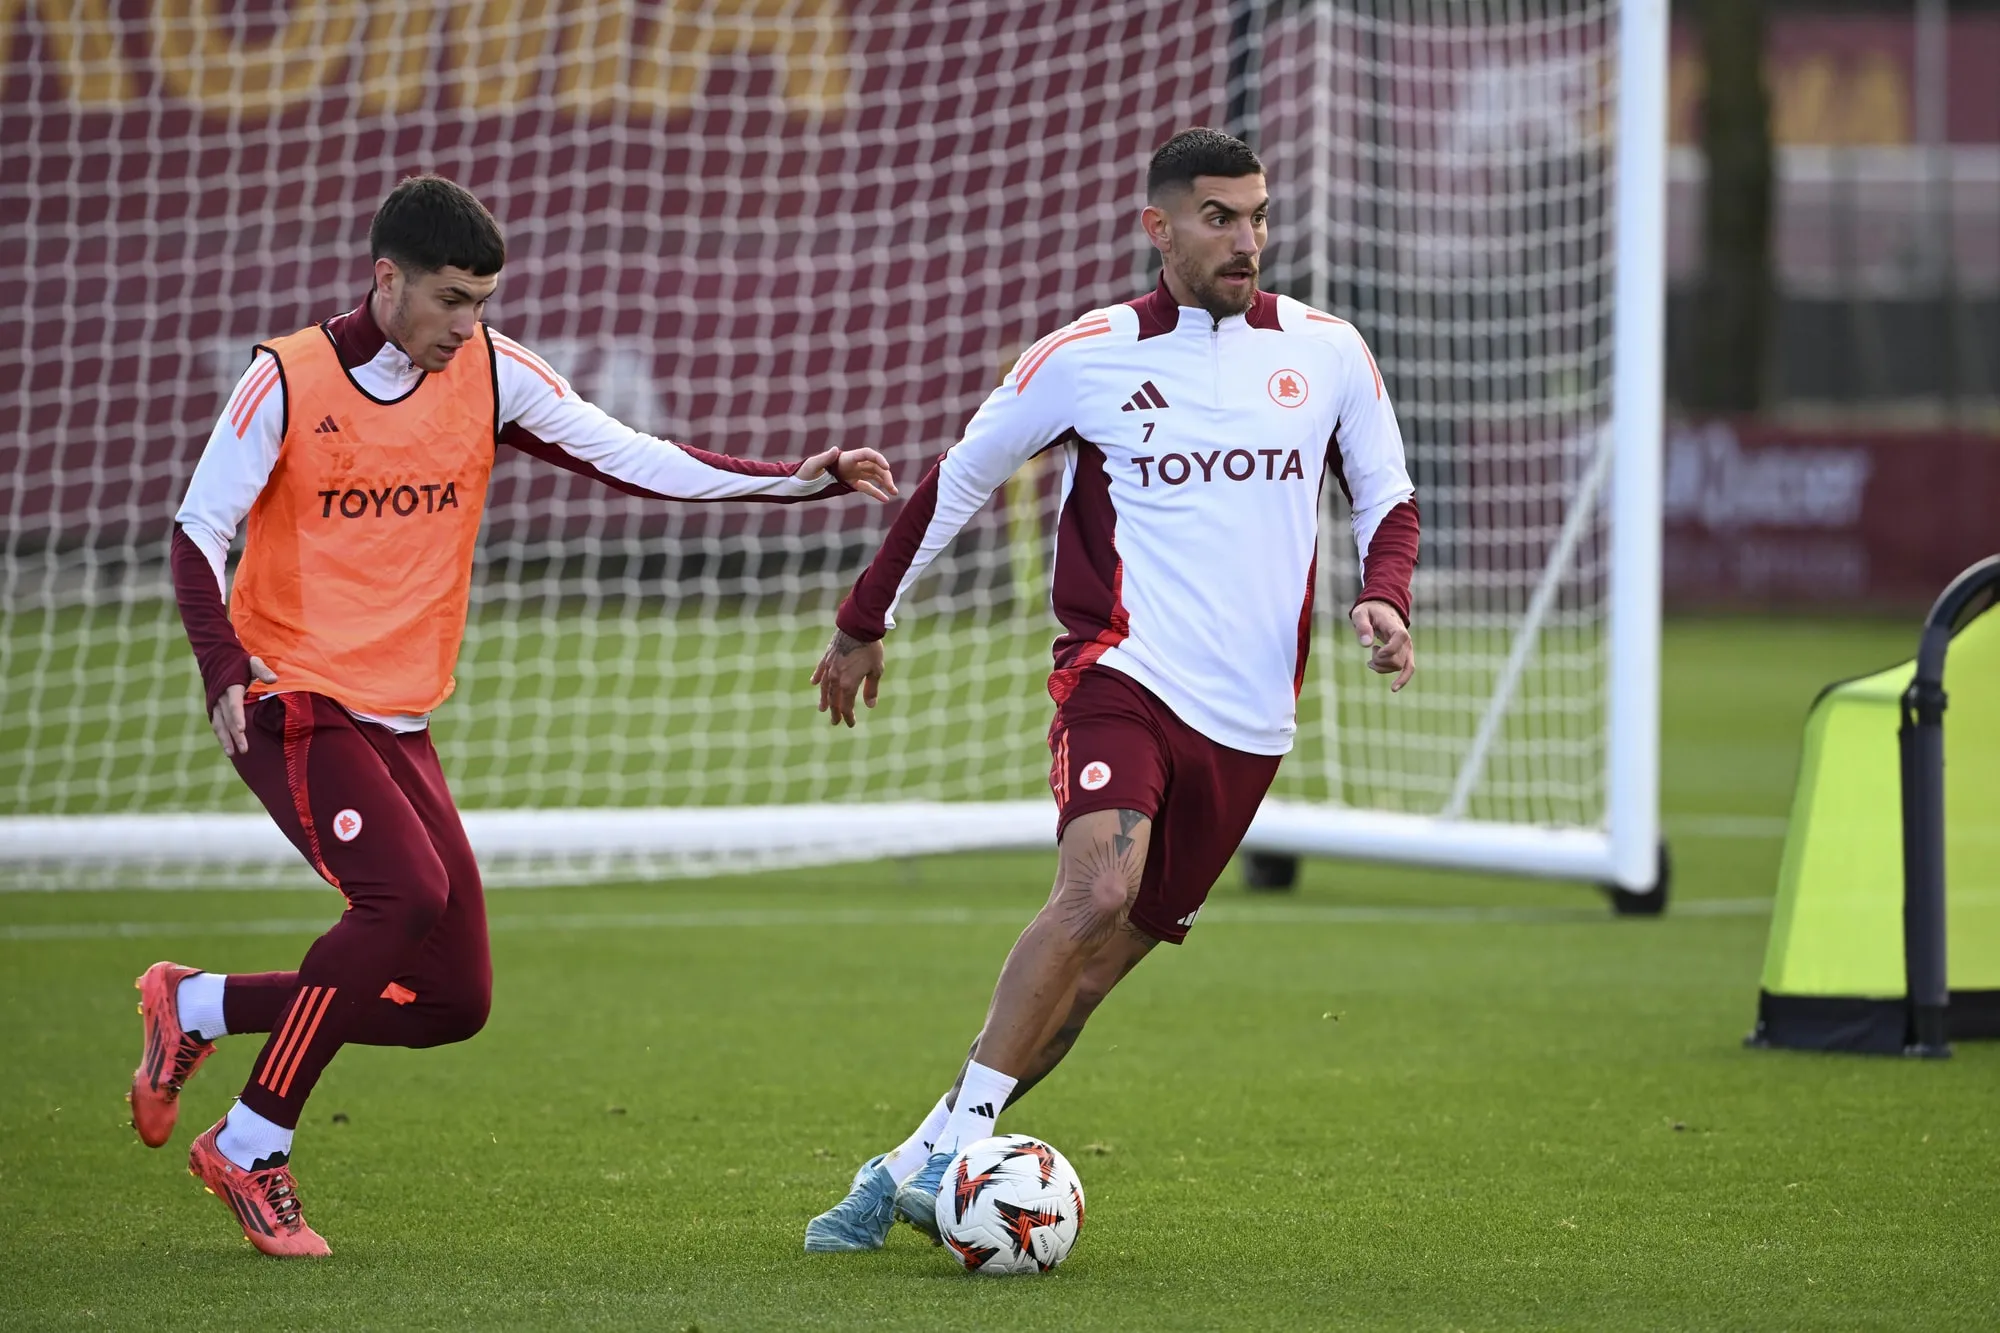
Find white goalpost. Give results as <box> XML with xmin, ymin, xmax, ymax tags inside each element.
<box><xmin>0</xmin><ymin>1</ymin><xmax>1663</xmax><ymax>893</ymax></box>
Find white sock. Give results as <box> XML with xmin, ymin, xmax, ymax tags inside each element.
<box><xmin>217</xmin><ymin>1099</ymin><xmax>293</xmax><ymax>1170</ymax></box>
<box><xmin>176</xmin><ymin>972</ymin><xmax>228</xmax><ymax>1041</ymax></box>
<box><xmin>935</xmin><ymin>1060</ymin><xmax>1018</xmax><ymax>1157</ymax></box>
<box><xmin>881</xmin><ymin>1095</ymin><xmax>952</xmax><ymax>1183</ymax></box>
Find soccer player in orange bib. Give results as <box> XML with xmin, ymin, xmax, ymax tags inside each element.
<box><xmin>132</xmin><ymin>176</ymin><xmax>895</xmax><ymax>1257</ymax></box>
<box><xmin>803</xmin><ymin>129</ymin><xmax>1418</xmax><ymax>1251</ymax></box>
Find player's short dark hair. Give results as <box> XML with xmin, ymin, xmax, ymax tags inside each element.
<box><xmin>369</xmin><ymin>175</ymin><xmax>506</xmax><ymax>276</ymax></box>
<box><xmin>1146</xmin><ymin>128</ymin><xmax>1264</xmax><ymax>199</ymax></box>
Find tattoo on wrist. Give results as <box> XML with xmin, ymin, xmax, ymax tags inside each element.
<box><xmin>832</xmin><ymin>629</ymin><xmax>865</xmax><ymax>656</ymax></box>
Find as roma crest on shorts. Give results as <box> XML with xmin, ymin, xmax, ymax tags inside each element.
<box><xmin>332</xmin><ymin>808</ymin><xmax>363</xmax><ymax>842</ymax></box>
<box><xmin>1078</xmin><ymin>761</ymin><xmax>1112</xmax><ymax>792</ymax></box>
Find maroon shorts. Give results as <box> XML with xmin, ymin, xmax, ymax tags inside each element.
<box><xmin>1047</xmin><ymin>667</ymin><xmax>1282</xmax><ymax>944</ymax></box>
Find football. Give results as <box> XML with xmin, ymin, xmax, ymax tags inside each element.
<box><xmin>933</xmin><ymin>1134</ymin><xmax>1085</xmax><ymax>1275</ymax></box>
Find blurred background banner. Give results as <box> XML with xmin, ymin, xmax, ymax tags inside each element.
<box><xmin>1665</xmin><ymin>418</ymin><xmax>1998</xmax><ymax>607</ymax></box>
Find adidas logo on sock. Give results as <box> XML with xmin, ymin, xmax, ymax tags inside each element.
<box><xmin>1118</xmin><ymin>380</ymin><xmax>1170</xmax><ymax>412</ymax></box>
<box><xmin>313</xmin><ymin>415</ymin><xmax>341</xmax><ymax>434</ymax></box>
<box><xmin>967</xmin><ymin>1102</ymin><xmax>996</xmax><ymax>1118</ymax></box>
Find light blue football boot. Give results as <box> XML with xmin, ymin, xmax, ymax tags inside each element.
<box><xmin>803</xmin><ymin>1154</ymin><xmax>898</xmax><ymax>1252</ymax></box>
<box><xmin>891</xmin><ymin>1150</ymin><xmax>954</xmax><ymax>1244</ymax></box>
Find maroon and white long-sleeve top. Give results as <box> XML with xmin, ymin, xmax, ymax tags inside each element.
<box><xmin>838</xmin><ymin>280</ymin><xmax>1420</xmax><ymax>757</ymax></box>
<box><xmin>173</xmin><ymin>293</ymin><xmax>847</xmax><ymax>729</ymax></box>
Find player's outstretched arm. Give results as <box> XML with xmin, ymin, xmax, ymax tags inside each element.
<box><xmin>810</xmin><ymin>318</ymin><xmax>1089</xmax><ymax>727</ymax></box>
<box><xmin>795</xmin><ymin>447</ymin><xmax>897</xmax><ymax>502</ymax></box>
<box><xmin>492</xmin><ymin>333</ymin><xmax>896</xmax><ymax>504</ymax></box>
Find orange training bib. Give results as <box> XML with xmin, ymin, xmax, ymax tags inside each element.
<box><xmin>230</xmin><ymin>323</ymin><xmax>497</xmax><ymax>715</ymax></box>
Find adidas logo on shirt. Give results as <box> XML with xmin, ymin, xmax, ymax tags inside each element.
<box><xmin>1118</xmin><ymin>381</ymin><xmax>1170</xmax><ymax>412</ymax></box>
<box><xmin>313</xmin><ymin>415</ymin><xmax>341</xmax><ymax>434</ymax></box>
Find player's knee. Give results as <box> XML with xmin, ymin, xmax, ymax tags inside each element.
<box><xmin>1084</xmin><ymin>869</ymin><xmax>1130</xmax><ymax>921</ymax></box>
<box><xmin>405</xmin><ymin>973</ymin><xmax>490</xmax><ymax>1047</ymax></box>
<box><xmin>436</xmin><ymin>986</ymin><xmax>490</xmax><ymax>1044</ymax></box>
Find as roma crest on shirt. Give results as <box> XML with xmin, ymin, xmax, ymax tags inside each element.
<box><xmin>1078</xmin><ymin>761</ymin><xmax>1113</xmax><ymax>791</ymax></box>
<box><xmin>332</xmin><ymin>808</ymin><xmax>363</xmax><ymax>842</ymax></box>
<box><xmin>1268</xmin><ymin>369</ymin><xmax>1309</xmax><ymax>408</ymax></box>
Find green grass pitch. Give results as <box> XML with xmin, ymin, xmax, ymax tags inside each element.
<box><xmin>4</xmin><ymin>618</ymin><xmax>1998</xmax><ymax>1329</ymax></box>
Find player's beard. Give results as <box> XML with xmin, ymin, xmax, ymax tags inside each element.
<box><xmin>1180</xmin><ymin>254</ymin><xmax>1258</xmax><ymax>320</ymax></box>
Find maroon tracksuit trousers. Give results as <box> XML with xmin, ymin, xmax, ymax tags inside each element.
<box><xmin>224</xmin><ymin>692</ymin><xmax>491</xmax><ymax>1128</ymax></box>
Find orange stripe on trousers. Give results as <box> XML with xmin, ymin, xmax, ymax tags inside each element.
<box><xmin>280</xmin><ymin>694</ymin><xmax>340</xmax><ymax>889</ymax></box>
<box><xmin>273</xmin><ymin>986</ymin><xmax>336</xmax><ymax>1099</ymax></box>
<box><xmin>259</xmin><ymin>984</ymin><xmax>327</xmax><ymax>1095</ymax></box>
<box><xmin>257</xmin><ymin>986</ymin><xmax>316</xmax><ymax>1090</ymax></box>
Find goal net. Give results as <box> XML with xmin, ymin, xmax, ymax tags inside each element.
<box><xmin>0</xmin><ymin>0</ymin><xmax>1661</xmax><ymax>890</ymax></box>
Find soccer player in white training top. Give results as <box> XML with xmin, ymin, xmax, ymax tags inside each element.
<box><xmin>801</xmin><ymin>128</ymin><xmax>1419</xmax><ymax>1253</ymax></box>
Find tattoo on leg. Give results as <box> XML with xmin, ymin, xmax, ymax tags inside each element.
<box><xmin>1005</xmin><ymin>1022</ymin><xmax>1084</xmax><ymax>1108</ymax></box>
<box><xmin>1114</xmin><ymin>808</ymin><xmax>1143</xmax><ymax>856</ymax></box>
<box><xmin>1057</xmin><ymin>813</ymin><xmax>1147</xmax><ymax>947</ymax></box>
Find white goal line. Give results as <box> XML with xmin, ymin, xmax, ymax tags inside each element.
<box><xmin>0</xmin><ymin>801</ymin><xmax>1737</xmax><ymax>890</ymax></box>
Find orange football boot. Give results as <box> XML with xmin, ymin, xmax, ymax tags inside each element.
<box><xmin>130</xmin><ymin>961</ymin><xmax>216</xmax><ymax>1147</ymax></box>
<box><xmin>188</xmin><ymin>1119</ymin><xmax>331</xmax><ymax>1258</ymax></box>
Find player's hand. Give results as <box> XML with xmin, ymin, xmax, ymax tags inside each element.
<box><xmin>800</xmin><ymin>447</ymin><xmax>898</xmax><ymax>503</ymax></box>
<box><xmin>811</xmin><ymin>629</ymin><xmax>885</xmax><ymax>727</ymax></box>
<box><xmin>211</xmin><ymin>656</ymin><xmax>279</xmax><ymax>757</ymax></box>
<box><xmin>1349</xmin><ymin>601</ymin><xmax>1415</xmax><ymax>692</ymax></box>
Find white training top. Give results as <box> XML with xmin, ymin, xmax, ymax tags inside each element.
<box><xmin>838</xmin><ymin>284</ymin><xmax>1416</xmax><ymax>756</ymax></box>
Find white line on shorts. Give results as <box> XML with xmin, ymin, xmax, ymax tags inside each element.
<box><xmin>0</xmin><ymin>898</ymin><xmax>1772</xmax><ymax>943</ymax></box>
